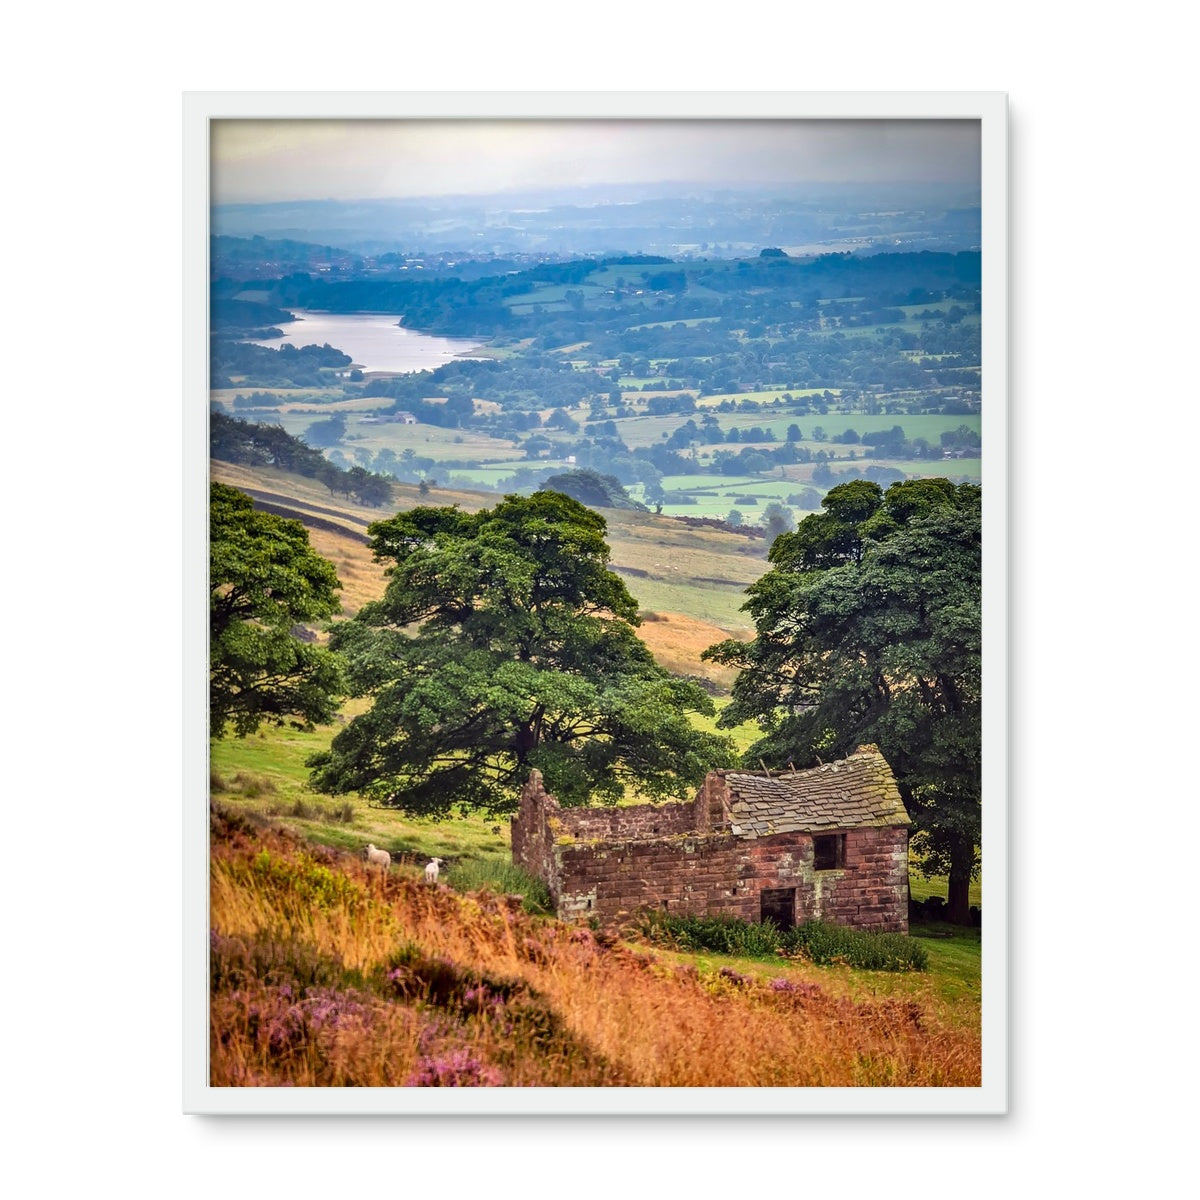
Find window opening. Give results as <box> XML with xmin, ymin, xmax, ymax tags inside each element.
<box><xmin>813</xmin><ymin>834</ymin><xmax>845</xmax><ymax>871</ymax></box>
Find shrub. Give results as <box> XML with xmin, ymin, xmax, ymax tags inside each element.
<box><xmin>247</xmin><ymin>849</ymin><xmax>365</xmax><ymax>913</ymax></box>
<box><xmin>782</xmin><ymin>921</ymin><xmax>928</xmax><ymax>972</ymax></box>
<box><xmin>406</xmin><ymin>1049</ymin><xmax>503</xmax><ymax>1087</ymax></box>
<box><xmin>232</xmin><ymin>771</ymin><xmax>276</xmax><ymax>799</ymax></box>
<box><xmin>637</xmin><ymin>910</ymin><xmax>782</xmax><ymax>957</ymax></box>
<box><xmin>636</xmin><ymin>911</ymin><xmax>926</xmax><ymax>971</ymax></box>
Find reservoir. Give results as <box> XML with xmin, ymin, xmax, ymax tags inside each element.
<box><xmin>244</xmin><ymin>310</ymin><xmax>484</xmax><ymax>374</ymax></box>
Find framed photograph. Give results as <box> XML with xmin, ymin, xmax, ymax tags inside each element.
<box><xmin>185</xmin><ymin>91</ymin><xmax>1007</xmax><ymax>1115</ymax></box>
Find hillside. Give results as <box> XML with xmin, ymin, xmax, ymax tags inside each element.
<box><xmin>210</xmin><ymin>458</ymin><xmax>760</xmax><ymax>685</ymax></box>
<box><xmin>209</xmin><ymin>807</ymin><xmax>982</xmax><ymax>1087</ymax></box>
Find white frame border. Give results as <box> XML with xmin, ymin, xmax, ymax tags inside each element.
<box><xmin>184</xmin><ymin>91</ymin><xmax>1008</xmax><ymax>1116</ymax></box>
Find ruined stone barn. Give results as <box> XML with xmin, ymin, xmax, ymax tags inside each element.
<box><xmin>511</xmin><ymin>746</ymin><xmax>912</xmax><ymax>933</ymax></box>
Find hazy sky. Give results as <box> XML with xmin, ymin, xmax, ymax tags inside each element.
<box><xmin>211</xmin><ymin>119</ymin><xmax>979</xmax><ymax>206</ymax></box>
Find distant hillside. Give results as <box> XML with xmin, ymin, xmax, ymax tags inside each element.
<box><xmin>210</xmin><ymin>458</ymin><xmax>763</xmax><ymax>685</ymax></box>
<box><xmin>211</xmin><ymin>183</ymin><xmax>980</xmax><ymax>258</ymax></box>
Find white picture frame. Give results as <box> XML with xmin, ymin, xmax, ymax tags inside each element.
<box><xmin>185</xmin><ymin>90</ymin><xmax>1008</xmax><ymax>1115</ymax></box>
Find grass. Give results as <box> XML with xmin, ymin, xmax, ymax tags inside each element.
<box><xmin>909</xmin><ymin>869</ymin><xmax>983</xmax><ymax>909</ymax></box>
<box><xmin>275</xmin><ymin>413</ymin><xmax>521</xmax><ymax>462</ymax></box>
<box><xmin>632</xmin><ymin>613</ymin><xmax>748</xmax><ymax>692</ymax></box>
<box><xmin>209</xmin><ymin>810</ymin><xmax>981</xmax><ymax>1087</ymax></box>
<box><xmin>613</xmin><ymin>574</ymin><xmax>752</xmax><ymax>630</ymax></box>
<box><xmin>625</xmin><ymin>316</ymin><xmax>721</xmax><ymax>331</ymax></box>
<box><xmin>210</xmin><ymin>386</ymin><xmax>349</xmax><ymax>408</ymax></box>
<box><xmin>688</xmin><ymin>697</ymin><xmax>760</xmax><ymax>756</ymax></box>
<box><xmin>642</xmin><ymin>473</ymin><xmax>761</xmax><ymax>490</ymax></box>
<box><xmin>209</xmin><ymin>714</ymin><xmax>514</xmax><ymax>863</ymax></box>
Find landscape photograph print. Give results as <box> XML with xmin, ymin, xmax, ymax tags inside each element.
<box><xmin>196</xmin><ymin>97</ymin><xmax>1003</xmax><ymax>1112</ymax></box>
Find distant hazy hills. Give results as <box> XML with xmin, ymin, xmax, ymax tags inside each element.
<box><xmin>211</xmin><ymin>184</ymin><xmax>980</xmax><ymax>260</ymax></box>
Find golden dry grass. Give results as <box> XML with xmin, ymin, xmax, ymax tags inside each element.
<box><xmin>210</xmin><ymin>813</ymin><xmax>981</xmax><ymax>1088</ymax></box>
<box><xmin>634</xmin><ymin>611</ymin><xmax>747</xmax><ymax>689</ymax></box>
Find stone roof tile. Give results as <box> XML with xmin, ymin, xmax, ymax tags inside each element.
<box><xmin>723</xmin><ymin>746</ymin><xmax>910</xmax><ymax>836</ymax></box>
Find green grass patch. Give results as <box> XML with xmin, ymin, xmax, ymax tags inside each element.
<box><xmin>909</xmin><ymin>871</ymin><xmax>982</xmax><ymax>909</ymax></box>
<box><xmin>647</xmin><ymin>473</ymin><xmax>762</xmax><ymax>491</ymax></box>
<box><xmin>910</xmin><ymin>927</ymin><xmax>981</xmax><ymax>991</ymax></box>
<box><xmin>688</xmin><ymin>700</ymin><xmax>760</xmax><ymax>756</ymax></box>
<box><xmin>209</xmin><ymin>721</ymin><xmax>512</xmax><ymax>861</ymax></box>
<box><xmin>865</xmin><ymin>457</ymin><xmax>981</xmax><ymax>481</ymax></box>
<box><xmin>712</xmin><ymin>480</ymin><xmax>793</xmax><ymax>498</ymax></box>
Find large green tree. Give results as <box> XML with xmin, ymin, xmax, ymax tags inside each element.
<box><xmin>705</xmin><ymin>479</ymin><xmax>982</xmax><ymax>922</ymax></box>
<box><xmin>210</xmin><ymin>483</ymin><xmax>345</xmax><ymax>737</ymax></box>
<box><xmin>307</xmin><ymin>491</ymin><xmax>735</xmax><ymax>816</ymax></box>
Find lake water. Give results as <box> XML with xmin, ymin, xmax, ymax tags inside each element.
<box><xmin>245</xmin><ymin>311</ymin><xmax>484</xmax><ymax>374</ymax></box>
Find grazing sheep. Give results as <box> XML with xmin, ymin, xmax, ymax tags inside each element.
<box><xmin>365</xmin><ymin>843</ymin><xmax>391</xmax><ymax>870</ymax></box>
<box><xmin>424</xmin><ymin>857</ymin><xmax>445</xmax><ymax>884</ymax></box>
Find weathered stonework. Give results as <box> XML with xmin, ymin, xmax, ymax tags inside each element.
<box><xmin>510</xmin><ymin>748</ymin><xmax>912</xmax><ymax>934</ymax></box>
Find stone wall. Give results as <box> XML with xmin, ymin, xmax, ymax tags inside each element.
<box><xmin>552</xmin><ymin>825</ymin><xmax>908</xmax><ymax>932</ymax></box>
<box><xmin>509</xmin><ymin>770</ymin><xmax>565</xmax><ymax>902</ymax></box>
<box><xmin>510</xmin><ymin>771</ymin><xmax>909</xmax><ymax>933</ymax></box>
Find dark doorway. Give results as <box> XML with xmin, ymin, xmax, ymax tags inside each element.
<box><xmin>760</xmin><ymin>887</ymin><xmax>797</xmax><ymax>930</ymax></box>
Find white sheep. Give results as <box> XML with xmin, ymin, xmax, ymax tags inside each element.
<box><xmin>365</xmin><ymin>843</ymin><xmax>391</xmax><ymax>870</ymax></box>
<box><xmin>424</xmin><ymin>857</ymin><xmax>445</xmax><ymax>884</ymax></box>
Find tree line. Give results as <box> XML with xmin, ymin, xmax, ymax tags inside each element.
<box><xmin>210</xmin><ymin>412</ymin><xmax>393</xmax><ymax>507</ymax></box>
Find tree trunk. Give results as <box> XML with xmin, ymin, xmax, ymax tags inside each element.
<box><xmin>946</xmin><ymin>841</ymin><xmax>974</xmax><ymax>925</ymax></box>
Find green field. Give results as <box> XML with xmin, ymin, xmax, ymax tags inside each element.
<box><xmin>864</xmin><ymin>457</ymin><xmax>981</xmax><ymax>481</ymax></box>
<box><xmin>261</xmin><ymin>412</ymin><xmax>523</xmax><ymax>463</ymax></box>
<box><xmin>651</xmin><ymin>473</ymin><xmax>760</xmax><ymax>490</ymax></box>
<box><xmin>209</xmin><ymin>716</ymin><xmax>513</xmax><ymax>865</ymax></box>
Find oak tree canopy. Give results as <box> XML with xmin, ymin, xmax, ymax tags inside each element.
<box><xmin>705</xmin><ymin>479</ymin><xmax>982</xmax><ymax>922</ymax></box>
<box><xmin>307</xmin><ymin>491</ymin><xmax>735</xmax><ymax>816</ymax></box>
<box><xmin>209</xmin><ymin>482</ymin><xmax>345</xmax><ymax>738</ymax></box>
